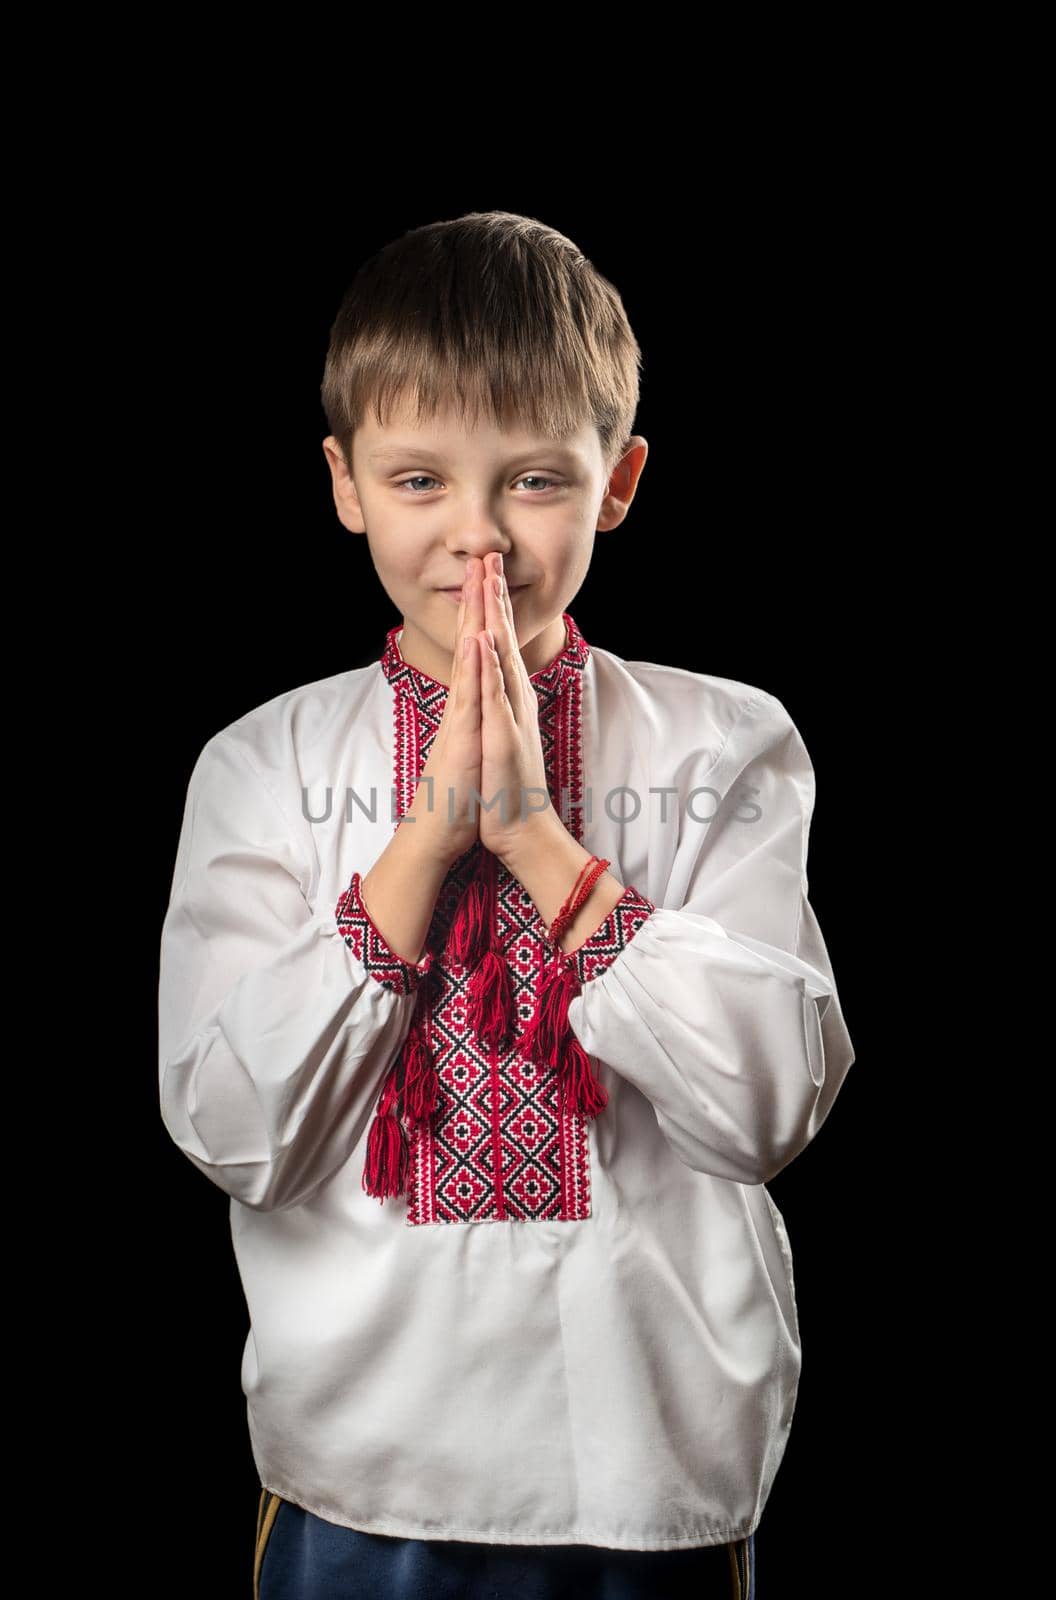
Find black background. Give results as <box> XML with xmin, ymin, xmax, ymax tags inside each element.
<box><xmin>122</xmin><ymin>184</ymin><xmax>915</xmax><ymax>1598</ymax></box>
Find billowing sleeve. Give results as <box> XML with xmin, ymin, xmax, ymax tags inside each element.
<box><xmin>565</xmin><ymin>690</ymin><xmax>855</xmax><ymax>1186</ymax></box>
<box><xmin>157</xmin><ymin>731</ymin><xmax>433</xmax><ymax>1212</ymax></box>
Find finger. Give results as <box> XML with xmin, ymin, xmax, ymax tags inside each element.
<box><xmin>452</xmin><ymin>576</ymin><xmax>468</xmax><ymax>690</ymax></box>
<box><xmin>481</xmin><ymin>627</ymin><xmax>508</xmax><ymax>706</ymax></box>
<box><xmin>454</xmin><ymin>559</ymin><xmax>480</xmax><ymax>700</ymax></box>
<box><xmin>460</xmin><ymin>626</ymin><xmax>481</xmax><ymax>722</ymax></box>
<box><xmin>463</xmin><ymin>555</ymin><xmax>485</xmax><ymax>647</ymax></box>
<box><xmin>493</xmin><ymin>554</ymin><xmax>515</xmax><ymax>627</ymax></box>
<box><xmin>495</xmin><ymin>557</ymin><xmax>530</xmax><ymax>700</ymax></box>
<box><xmin>484</xmin><ymin>559</ymin><xmax>521</xmax><ymax>710</ymax></box>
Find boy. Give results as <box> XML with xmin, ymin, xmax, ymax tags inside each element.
<box><xmin>158</xmin><ymin>210</ymin><xmax>854</xmax><ymax>1599</ymax></box>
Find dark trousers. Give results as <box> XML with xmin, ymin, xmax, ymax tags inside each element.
<box><xmin>255</xmin><ymin>1488</ymin><xmax>756</xmax><ymax>1599</ymax></box>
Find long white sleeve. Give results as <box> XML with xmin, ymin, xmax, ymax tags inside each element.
<box><xmin>566</xmin><ymin>689</ymin><xmax>854</xmax><ymax>1186</ymax></box>
<box><xmin>157</xmin><ymin>731</ymin><xmax>432</xmax><ymax>1212</ymax></box>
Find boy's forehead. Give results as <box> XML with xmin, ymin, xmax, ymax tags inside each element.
<box><xmin>357</xmin><ymin>404</ymin><xmax>598</xmax><ymax>464</ymax></box>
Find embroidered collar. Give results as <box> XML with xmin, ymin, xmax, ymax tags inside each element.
<box><xmin>380</xmin><ymin>611</ymin><xmax>590</xmax><ymax>731</ymax></box>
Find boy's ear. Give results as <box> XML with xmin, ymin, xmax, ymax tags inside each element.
<box><xmin>322</xmin><ymin>435</ymin><xmax>367</xmax><ymax>535</ymax></box>
<box><xmin>597</xmin><ymin>436</ymin><xmax>649</xmax><ymax>533</ymax></box>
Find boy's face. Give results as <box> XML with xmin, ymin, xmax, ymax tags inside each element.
<box><xmin>323</xmin><ymin>398</ymin><xmax>647</xmax><ymax>684</ymax></box>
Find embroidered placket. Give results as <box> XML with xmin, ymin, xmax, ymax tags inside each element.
<box><xmin>337</xmin><ymin>614</ymin><xmax>655</xmax><ymax>1225</ymax></box>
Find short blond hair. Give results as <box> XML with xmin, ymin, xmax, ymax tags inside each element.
<box><xmin>321</xmin><ymin>210</ymin><xmax>643</xmax><ymax>481</ymax></box>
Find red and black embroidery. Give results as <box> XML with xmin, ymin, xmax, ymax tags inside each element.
<box><xmin>335</xmin><ymin>871</ymin><xmax>434</xmax><ymax>995</ymax></box>
<box><xmin>336</xmin><ymin>613</ymin><xmax>657</xmax><ymax>1226</ymax></box>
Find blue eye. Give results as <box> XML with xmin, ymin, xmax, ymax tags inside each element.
<box><xmin>395</xmin><ymin>475</ymin><xmax>562</xmax><ymax>495</ymax></box>
<box><xmin>397</xmin><ymin>476</ymin><xmax>442</xmax><ymax>494</ymax></box>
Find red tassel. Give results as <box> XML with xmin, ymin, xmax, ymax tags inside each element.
<box><xmin>402</xmin><ymin>1023</ymin><xmax>439</xmax><ymax>1122</ymax></box>
<box><xmin>445</xmin><ymin>846</ymin><xmax>491</xmax><ymax>967</ymax></box>
<box><xmin>363</xmin><ymin>955</ymin><xmax>439</xmax><ymax>1202</ymax></box>
<box><xmin>518</xmin><ymin>950</ymin><xmax>608</xmax><ymax>1122</ymax></box>
<box><xmin>518</xmin><ymin>956</ymin><xmax>577</xmax><ymax>1068</ymax></box>
<box><xmin>361</xmin><ymin>1064</ymin><xmax>408</xmax><ymax>1201</ymax></box>
<box><xmin>559</xmin><ymin>1032</ymin><xmax>608</xmax><ymax>1120</ymax></box>
<box><xmin>447</xmin><ymin>848</ymin><xmax>515</xmax><ymax>1049</ymax></box>
<box><xmin>467</xmin><ymin>946</ymin><xmax>515</xmax><ymax>1050</ymax></box>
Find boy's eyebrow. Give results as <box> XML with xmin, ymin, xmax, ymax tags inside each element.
<box><xmin>367</xmin><ymin>444</ymin><xmax>584</xmax><ymax>465</ymax></box>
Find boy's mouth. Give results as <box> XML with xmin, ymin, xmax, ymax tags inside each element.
<box><xmin>436</xmin><ymin>584</ymin><xmax>529</xmax><ymax>601</ymax></box>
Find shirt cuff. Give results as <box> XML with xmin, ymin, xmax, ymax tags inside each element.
<box><xmin>566</xmin><ymin>883</ymin><xmax>656</xmax><ymax>985</ymax></box>
<box><xmin>335</xmin><ymin>870</ymin><xmax>435</xmax><ymax>995</ymax></box>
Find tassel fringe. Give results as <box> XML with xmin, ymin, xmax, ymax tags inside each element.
<box><xmin>560</xmin><ymin>1032</ymin><xmax>609</xmax><ymax>1119</ymax></box>
<box><xmin>361</xmin><ymin>1062</ymin><xmax>409</xmax><ymax>1200</ymax></box>
<box><xmin>445</xmin><ymin>844</ymin><xmax>491</xmax><ymax>967</ymax></box>
<box><xmin>467</xmin><ymin>946</ymin><xmax>515</xmax><ymax>1049</ymax></box>
<box><xmin>363</xmin><ymin>841</ymin><xmax>607</xmax><ymax>1206</ymax></box>
<box><xmin>401</xmin><ymin>1022</ymin><xmax>440</xmax><ymax>1123</ymax></box>
<box><xmin>519</xmin><ymin>951</ymin><xmax>608</xmax><ymax>1121</ymax></box>
<box><xmin>449</xmin><ymin>846</ymin><xmax>515</xmax><ymax>1051</ymax></box>
<box><xmin>362</xmin><ymin>977</ymin><xmax>437</xmax><ymax>1203</ymax></box>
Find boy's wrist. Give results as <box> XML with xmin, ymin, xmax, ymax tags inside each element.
<box><xmin>493</xmin><ymin>810</ymin><xmax>568</xmax><ymax>875</ymax></box>
<box><xmin>398</xmin><ymin>807</ymin><xmax>472</xmax><ymax>874</ymax></box>
<box><xmin>497</xmin><ymin>816</ymin><xmax>626</xmax><ymax>953</ymax></box>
